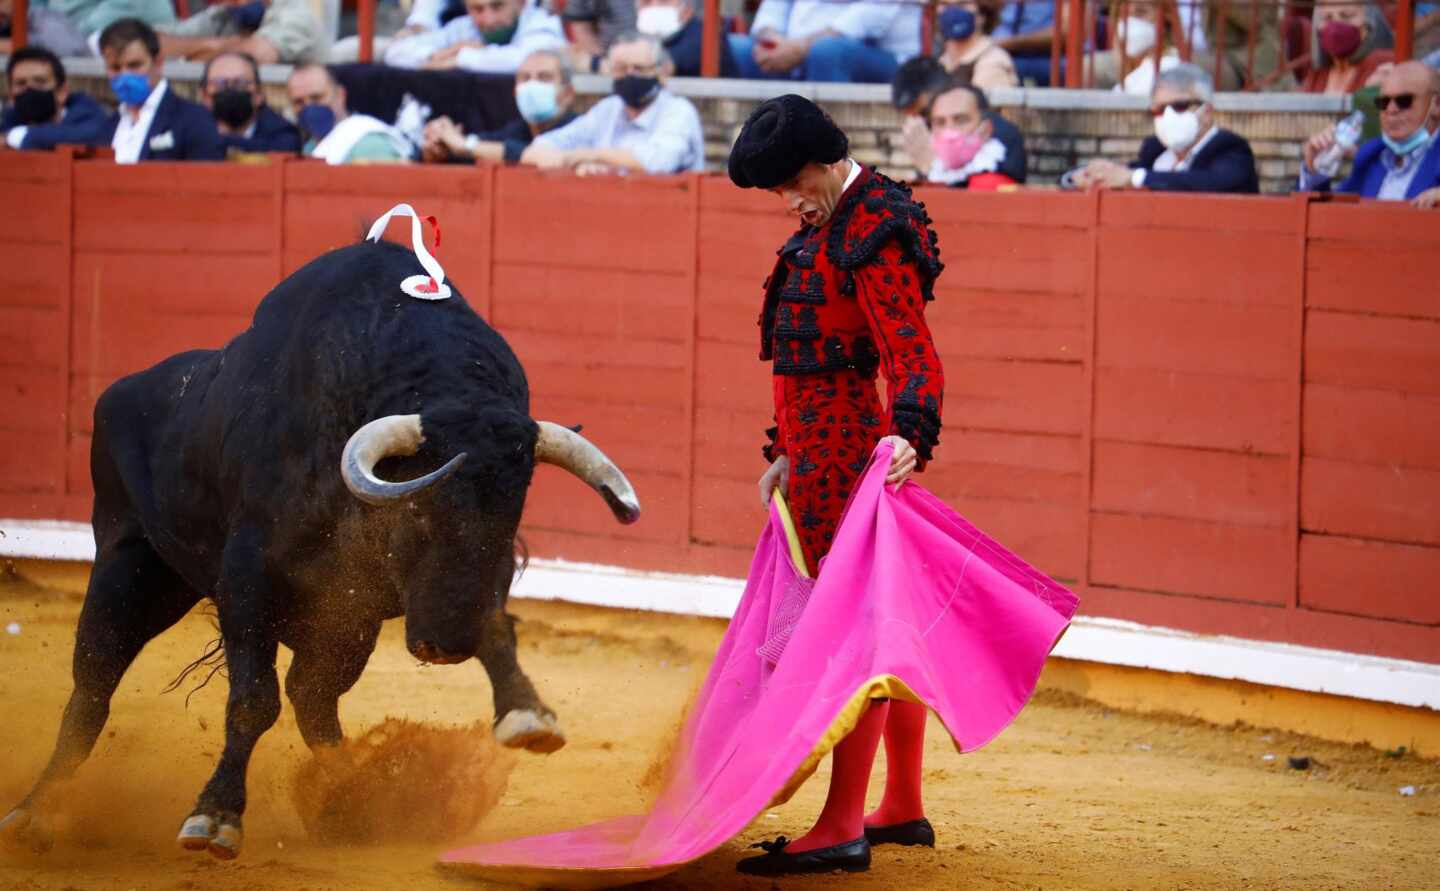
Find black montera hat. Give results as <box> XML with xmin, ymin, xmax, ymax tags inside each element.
<box><xmin>727</xmin><ymin>94</ymin><xmax>849</xmax><ymax>190</ymax></box>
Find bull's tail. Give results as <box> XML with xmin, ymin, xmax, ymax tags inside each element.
<box><xmin>163</xmin><ymin>604</ymin><xmax>226</xmax><ymax>706</ymax></box>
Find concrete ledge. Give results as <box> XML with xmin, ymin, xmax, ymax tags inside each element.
<box><xmin>5</xmin><ymin>518</ymin><xmax>1437</xmax><ymax>712</ymax></box>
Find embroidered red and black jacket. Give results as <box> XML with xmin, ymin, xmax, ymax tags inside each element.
<box><xmin>759</xmin><ymin>166</ymin><xmax>945</xmax><ymax>464</ymax></box>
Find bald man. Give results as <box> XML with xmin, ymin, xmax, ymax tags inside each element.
<box><xmin>1300</xmin><ymin>60</ymin><xmax>1440</xmax><ymax>208</ymax></box>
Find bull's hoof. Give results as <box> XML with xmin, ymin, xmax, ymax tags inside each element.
<box><xmin>0</xmin><ymin>807</ymin><xmax>51</xmax><ymax>853</ymax></box>
<box><xmin>177</xmin><ymin>812</ymin><xmax>243</xmax><ymax>860</ymax></box>
<box><xmin>494</xmin><ymin>709</ymin><xmax>566</xmax><ymax>754</ymax></box>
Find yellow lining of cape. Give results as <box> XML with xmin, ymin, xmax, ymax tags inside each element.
<box><xmin>771</xmin><ymin>489</ymin><xmax>811</xmax><ymax>579</ymax></box>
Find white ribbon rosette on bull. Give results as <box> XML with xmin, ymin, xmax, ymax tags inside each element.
<box><xmin>365</xmin><ymin>203</ymin><xmax>452</xmax><ymax>301</ymax></box>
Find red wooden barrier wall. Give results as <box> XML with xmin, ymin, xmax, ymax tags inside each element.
<box><xmin>2</xmin><ymin>153</ymin><xmax>1437</xmax><ymax>665</ymax></box>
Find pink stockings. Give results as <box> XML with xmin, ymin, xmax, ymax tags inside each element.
<box><xmin>784</xmin><ymin>698</ymin><xmax>928</xmax><ymax>853</ymax></box>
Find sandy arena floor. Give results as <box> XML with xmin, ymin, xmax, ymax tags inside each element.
<box><xmin>1</xmin><ymin>575</ymin><xmax>1437</xmax><ymax>891</ymax></box>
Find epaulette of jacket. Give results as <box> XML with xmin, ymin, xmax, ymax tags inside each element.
<box><xmin>826</xmin><ymin>169</ymin><xmax>944</xmax><ymax>301</ymax></box>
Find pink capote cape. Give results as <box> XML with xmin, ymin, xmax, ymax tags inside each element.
<box><xmin>440</xmin><ymin>443</ymin><xmax>1078</xmax><ymax>888</ymax></box>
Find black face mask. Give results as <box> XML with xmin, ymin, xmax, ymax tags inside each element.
<box><xmin>13</xmin><ymin>88</ymin><xmax>58</xmax><ymax>125</ymax></box>
<box><xmin>211</xmin><ymin>89</ymin><xmax>255</xmax><ymax>128</ymax></box>
<box><xmin>613</xmin><ymin>75</ymin><xmax>660</xmax><ymax>111</ymax></box>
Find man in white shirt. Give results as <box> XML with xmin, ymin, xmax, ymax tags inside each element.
<box><xmin>728</xmin><ymin>0</ymin><xmax>920</xmax><ymax>83</ymax></box>
<box><xmin>97</xmin><ymin>17</ymin><xmax>224</xmax><ymax>163</ymax></box>
<box><xmin>521</xmin><ymin>31</ymin><xmax>704</xmax><ymax>175</ymax></box>
<box><xmin>384</xmin><ymin>0</ymin><xmax>564</xmax><ymax>73</ymax></box>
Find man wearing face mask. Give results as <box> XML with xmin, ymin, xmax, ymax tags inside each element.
<box><xmin>421</xmin><ymin>49</ymin><xmax>578</xmax><ymax>164</ymax></box>
<box><xmin>2</xmin><ymin>47</ymin><xmax>108</xmax><ymax>152</ymax></box>
<box><xmin>385</xmin><ymin>0</ymin><xmax>564</xmax><ymax>73</ymax></box>
<box><xmin>904</xmin><ymin>83</ymin><xmax>1015</xmax><ymax>189</ymax></box>
<box><xmin>201</xmin><ymin>51</ymin><xmax>301</xmax><ymax>155</ymax></box>
<box><xmin>287</xmin><ymin>63</ymin><xmax>414</xmax><ymax>165</ymax></box>
<box><xmin>1299</xmin><ymin>61</ymin><xmax>1440</xmax><ymax>208</ymax></box>
<box><xmin>521</xmin><ymin>32</ymin><xmax>703</xmax><ymax>175</ymax></box>
<box><xmin>1076</xmin><ymin>63</ymin><xmax>1258</xmax><ymax>193</ymax></box>
<box><xmin>158</xmin><ymin>0</ymin><xmax>327</xmax><ymax>64</ymax></box>
<box><xmin>893</xmin><ymin>61</ymin><xmax>1028</xmax><ymax>184</ymax></box>
<box><xmin>97</xmin><ymin>18</ymin><xmax>225</xmax><ymax>163</ymax></box>
<box><xmin>633</xmin><ymin>0</ymin><xmax>738</xmax><ymax>78</ymax></box>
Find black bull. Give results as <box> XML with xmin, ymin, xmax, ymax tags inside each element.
<box><xmin>0</xmin><ymin>240</ymin><xmax>640</xmax><ymax>859</ymax></box>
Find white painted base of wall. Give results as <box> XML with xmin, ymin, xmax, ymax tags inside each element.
<box><xmin>4</xmin><ymin>519</ymin><xmax>1437</xmax><ymax>711</ymax></box>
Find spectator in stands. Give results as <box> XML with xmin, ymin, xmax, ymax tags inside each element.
<box><xmin>98</xmin><ymin>18</ymin><xmax>224</xmax><ymax>162</ymax></box>
<box><xmin>561</xmin><ymin>0</ymin><xmax>635</xmax><ymax>74</ymax></box>
<box><xmin>1099</xmin><ymin>0</ymin><xmax>1183</xmax><ymax>95</ymax></box>
<box><xmin>0</xmin><ymin>0</ymin><xmax>90</xmax><ymax>56</ymax></box>
<box><xmin>421</xmin><ymin>48</ymin><xmax>577</xmax><ymax>164</ymax></box>
<box><xmin>893</xmin><ymin>59</ymin><xmax>1028</xmax><ymax>182</ymax></box>
<box><xmin>935</xmin><ymin>0</ymin><xmax>1017</xmax><ymax>91</ymax></box>
<box><xmin>2</xmin><ymin>46</ymin><xmax>108</xmax><ymax>151</ymax></box>
<box><xmin>159</xmin><ymin>0</ymin><xmax>328</xmax><ymax>64</ymax></box>
<box><xmin>635</xmin><ymin>0</ymin><xmax>738</xmax><ymax>77</ymax></box>
<box><xmin>521</xmin><ymin>32</ymin><xmax>703</xmax><ymax>174</ymax></box>
<box><xmin>1299</xmin><ymin>60</ymin><xmax>1440</xmax><ymax>207</ymax></box>
<box><xmin>902</xmin><ymin>82</ymin><xmax>1015</xmax><ymax>189</ymax></box>
<box><xmin>50</xmin><ymin>0</ymin><xmax>175</xmax><ymax>45</ymax></box>
<box><xmin>201</xmin><ymin>51</ymin><xmax>301</xmax><ymax>155</ymax></box>
<box><xmin>990</xmin><ymin>0</ymin><xmax>1057</xmax><ymax>85</ymax></box>
<box><xmin>1075</xmin><ymin>63</ymin><xmax>1258</xmax><ymax>193</ymax></box>
<box><xmin>384</xmin><ymin>0</ymin><xmax>564</xmax><ymax>73</ymax></box>
<box><xmin>1301</xmin><ymin>0</ymin><xmax>1394</xmax><ymax>94</ymax></box>
<box><xmin>287</xmin><ymin>63</ymin><xmax>414</xmax><ymax>164</ymax></box>
<box><xmin>728</xmin><ymin>0</ymin><xmax>921</xmax><ymax>83</ymax></box>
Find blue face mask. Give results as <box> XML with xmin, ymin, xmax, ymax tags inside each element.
<box><xmin>1382</xmin><ymin>126</ymin><xmax>1433</xmax><ymax>158</ymax></box>
<box><xmin>938</xmin><ymin>6</ymin><xmax>977</xmax><ymax>41</ymax></box>
<box><xmin>110</xmin><ymin>72</ymin><xmax>153</xmax><ymax>107</ymax></box>
<box><xmin>515</xmin><ymin>80</ymin><xmax>560</xmax><ymax>124</ymax></box>
<box><xmin>230</xmin><ymin>0</ymin><xmax>267</xmax><ymax>30</ymax></box>
<box><xmin>298</xmin><ymin>103</ymin><xmax>337</xmax><ymax>141</ymax></box>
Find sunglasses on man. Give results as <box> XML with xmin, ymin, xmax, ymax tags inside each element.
<box><xmin>1149</xmin><ymin>99</ymin><xmax>1204</xmax><ymax>117</ymax></box>
<box><xmin>1376</xmin><ymin>92</ymin><xmax>1433</xmax><ymax>112</ymax></box>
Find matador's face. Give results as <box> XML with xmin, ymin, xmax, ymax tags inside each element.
<box><xmin>770</xmin><ymin>160</ymin><xmax>851</xmax><ymax>228</ymax></box>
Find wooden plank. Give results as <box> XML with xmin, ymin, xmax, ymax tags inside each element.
<box><xmin>946</xmin><ymin>358</ymin><xmax>1086</xmax><ymax>435</ymax></box>
<box><xmin>1299</xmin><ymin>533</ymin><xmax>1440</xmax><ymax>625</ymax></box>
<box><xmin>917</xmin><ymin>186</ymin><xmax>1096</xmax><ymax>228</ymax></box>
<box><xmin>1303</xmin><ymin>384</ymin><xmax>1440</xmax><ymax>470</ymax></box>
<box><xmin>1094</xmin><ymin>367</ymin><xmax>1292</xmax><ymax>455</ymax></box>
<box><xmin>1301</xmin><ymin>457</ymin><xmax>1440</xmax><ymax>547</ymax></box>
<box><xmin>1090</xmin><ymin>512</ymin><xmax>1293</xmax><ymax>604</ymax></box>
<box><xmin>1077</xmin><ymin>583</ymin><xmax>1440</xmax><ymax>663</ymax></box>
<box><xmin>1096</xmin><ymin>295</ymin><xmax>1294</xmax><ymax>380</ymax></box>
<box><xmin>927</xmin><ymin>291</ymin><xmax>1085</xmax><ymax>363</ymax></box>
<box><xmin>1304</xmin><ymin>310</ymin><xmax>1440</xmax><ymax>396</ymax></box>
<box><xmin>1092</xmin><ymin>441</ymin><xmax>1290</xmax><ymax>527</ymax></box>
<box><xmin>524</xmin><ymin>468</ymin><xmax>687</xmax><ymax>543</ymax></box>
<box><xmin>0</xmin><ymin>183</ymin><xmax>68</xmax><ymax>244</ymax></box>
<box><xmin>1101</xmin><ymin>191</ymin><xmax>1302</xmax><ymax>234</ymax></box>
<box><xmin>691</xmin><ymin>474</ymin><xmax>765</xmax><ymax>549</ymax></box>
<box><xmin>67</xmin><ymin>434</ymin><xmax>92</xmax><ymax>500</ymax></box>
<box><xmin>73</xmin><ymin>181</ymin><xmax>275</xmax><ymax>254</ymax></box>
<box><xmin>526</xmin><ymin>397</ymin><xmax>688</xmax><ymax>478</ymax></box>
<box><xmin>694</xmin><ymin>341</ymin><xmax>773</xmax><ymax>411</ymax></box>
<box><xmin>0</xmin><ymin>244</ymin><xmax>67</xmax><ymax>310</ymax></box>
<box><xmin>931</xmin><ymin>226</ymin><xmax>1090</xmax><ymax>296</ymax></box>
<box><xmin>72</xmin><ymin>252</ymin><xmax>276</xmax><ymax>321</ymax></box>
<box><xmin>491</xmin><ymin>264</ymin><xmax>689</xmax><ymax>344</ymax></box>
<box><xmin>692</xmin><ymin>407</ymin><xmax>772</xmax><ymax>479</ymax></box>
<box><xmin>1308</xmin><ymin>201</ymin><xmax>1440</xmax><ymax>246</ymax></box>
<box><xmin>70</xmin><ymin>303</ymin><xmax>249</xmax><ymax>378</ymax></box>
<box><xmin>925</xmin><ymin>458</ymin><xmax>1083</xmax><ymax>507</ymax></box>
<box><xmin>952</xmin><ymin>496</ymin><xmax>1084</xmax><ymax>581</ymax></box>
<box><xmin>1097</xmin><ymin>228</ymin><xmax>1298</xmax><ymax>308</ymax></box>
<box><xmin>0</xmin><ymin>367</ymin><xmax>67</xmax><ymax>433</ymax></box>
<box><xmin>0</xmin><ymin>150</ymin><xmax>65</xmax><ymax>185</ymax></box>
<box><xmin>284</xmin><ymin>161</ymin><xmax>490</xmax><ymax>200</ymax></box>
<box><xmin>696</xmin><ymin>277</ymin><xmax>765</xmax><ymax>348</ymax></box>
<box><xmin>1305</xmin><ymin>240</ymin><xmax>1440</xmax><ymax>320</ymax></box>
<box><xmin>0</xmin><ymin>429</ymin><xmax>62</xmax><ymax>493</ymax></box>
<box><xmin>75</xmin><ymin>161</ymin><xmax>271</xmax><ymax>196</ymax></box>
<box><xmin>0</xmin><ymin>307</ymin><xmax>66</xmax><ymax>370</ymax></box>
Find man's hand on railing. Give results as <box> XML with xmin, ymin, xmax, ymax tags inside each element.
<box><xmin>1075</xmin><ymin>159</ymin><xmax>1134</xmax><ymax>191</ymax></box>
<box><xmin>1413</xmin><ymin>187</ymin><xmax>1440</xmax><ymax>210</ymax></box>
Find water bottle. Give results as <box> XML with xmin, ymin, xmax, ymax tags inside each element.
<box><xmin>1313</xmin><ymin>111</ymin><xmax>1365</xmax><ymax>179</ymax></box>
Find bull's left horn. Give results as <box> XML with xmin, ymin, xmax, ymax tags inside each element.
<box><xmin>534</xmin><ymin>421</ymin><xmax>640</xmax><ymax>524</ymax></box>
<box><xmin>341</xmin><ymin>414</ymin><xmax>466</xmax><ymax>506</ymax></box>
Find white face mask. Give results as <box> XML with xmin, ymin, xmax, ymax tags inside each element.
<box><xmin>1121</xmin><ymin>16</ymin><xmax>1157</xmax><ymax>57</ymax></box>
<box><xmin>1154</xmin><ymin>104</ymin><xmax>1202</xmax><ymax>151</ymax></box>
<box><xmin>636</xmin><ymin>4</ymin><xmax>683</xmax><ymax>38</ymax></box>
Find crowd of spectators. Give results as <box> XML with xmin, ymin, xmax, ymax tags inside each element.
<box><xmin>0</xmin><ymin>0</ymin><xmax>1438</xmax><ymax>207</ymax></box>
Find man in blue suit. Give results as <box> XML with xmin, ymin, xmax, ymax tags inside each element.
<box><xmin>1076</xmin><ymin>64</ymin><xmax>1259</xmax><ymax>193</ymax></box>
<box><xmin>97</xmin><ymin>17</ymin><xmax>225</xmax><ymax>163</ymax></box>
<box><xmin>1300</xmin><ymin>60</ymin><xmax>1440</xmax><ymax>208</ymax></box>
<box><xmin>200</xmin><ymin>51</ymin><xmax>301</xmax><ymax>155</ymax></box>
<box><xmin>2</xmin><ymin>46</ymin><xmax>109</xmax><ymax>151</ymax></box>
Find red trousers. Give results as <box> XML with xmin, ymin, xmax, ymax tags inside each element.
<box><xmin>773</xmin><ymin>369</ymin><xmax>886</xmax><ymax>575</ymax></box>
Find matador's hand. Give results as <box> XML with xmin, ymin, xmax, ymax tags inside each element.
<box><xmin>757</xmin><ymin>455</ymin><xmax>790</xmax><ymax>508</ymax></box>
<box><xmin>880</xmin><ymin>435</ymin><xmax>916</xmax><ymax>488</ymax></box>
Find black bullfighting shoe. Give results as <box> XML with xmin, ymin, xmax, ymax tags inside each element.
<box><xmin>864</xmin><ymin>817</ymin><xmax>936</xmax><ymax>847</ymax></box>
<box><xmin>735</xmin><ymin>835</ymin><xmax>871</xmax><ymax>876</ymax></box>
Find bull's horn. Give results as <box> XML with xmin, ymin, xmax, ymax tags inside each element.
<box><xmin>341</xmin><ymin>414</ymin><xmax>466</xmax><ymax>506</ymax></box>
<box><xmin>534</xmin><ymin>421</ymin><xmax>640</xmax><ymax>524</ymax></box>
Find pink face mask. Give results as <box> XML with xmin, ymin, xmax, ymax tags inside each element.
<box><xmin>932</xmin><ymin>128</ymin><xmax>985</xmax><ymax>170</ymax></box>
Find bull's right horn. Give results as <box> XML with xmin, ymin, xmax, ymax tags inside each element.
<box><xmin>534</xmin><ymin>421</ymin><xmax>641</xmax><ymax>524</ymax></box>
<box><xmin>341</xmin><ymin>414</ymin><xmax>466</xmax><ymax>505</ymax></box>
